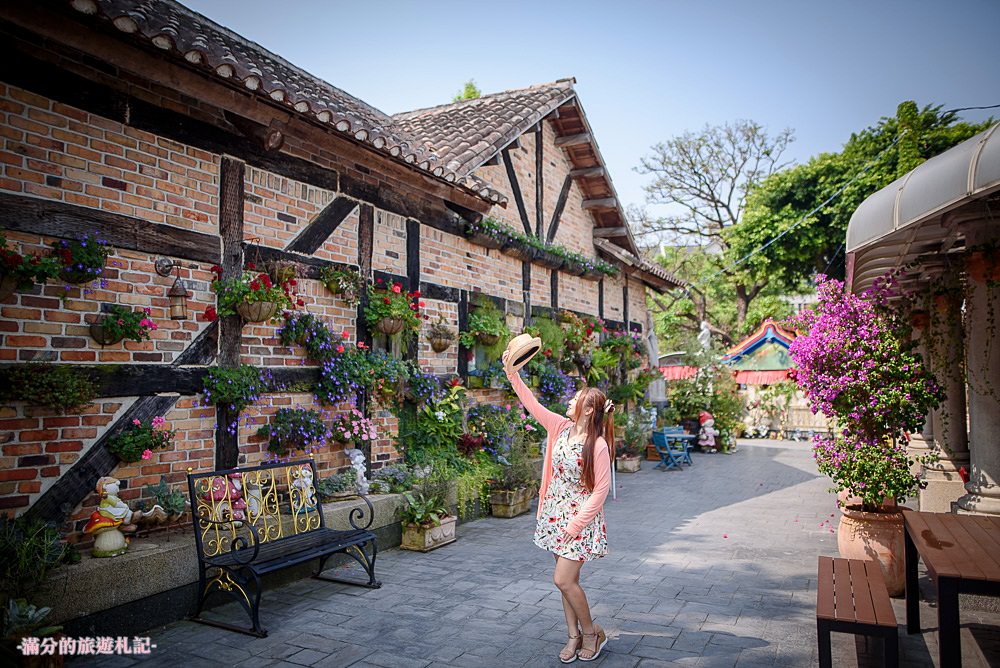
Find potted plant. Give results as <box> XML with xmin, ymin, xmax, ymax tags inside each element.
<box><xmin>789</xmin><ymin>274</ymin><xmax>944</xmax><ymax>596</ymax></box>
<box><xmin>458</xmin><ymin>298</ymin><xmax>509</xmax><ymax>352</ymax></box>
<box><xmin>0</xmin><ymin>234</ymin><xmax>61</xmax><ymax>300</ymax></box>
<box><xmin>319</xmin><ymin>266</ymin><xmax>361</xmax><ymax>305</ymax></box>
<box><xmin>256</xmin><ymin>407</ymin><xmax>329</xmax><ymax>456</ymax></box>
<box><xmin>616</xmin><ymin>411</ymin><xmax>647</xmax><ymax>473</ymax></box>
<box><xmin>399</xmin><ymin>492</ymin><xmax>456</xmax><ymax>552</ymax></box>
<box><xmin>51</xmin><ymin>233</ymin><xmax>110</xmax><ymax>284</ymax></box>
<box><xmin>143</xmin><ymin>476</ymin><xmax>188</xmax><ymax>523</ymax></box>
<box><xmin>364</xmin><ymin>279</ymin><xmax>422</xmax><ymax>337</ymax></box>
<box><xmin>0</xmin><ymin>364</ymin><xmax>97</xmax><ymax>413</ymax></box>
<box><xmin>462</xmin><ymin>217</ymin><xmax>516</xmax><ymax>250</ymax></box>
<box><xmin>488</xmin><ymin>433</ymin><xmax>535</xmax><ymax>517</ymax></box>
<box><xmin>329</xmin><ymin>409</ymin><xmax>378</xmax><ymax>448</ymax></box>
<box><xmin>316</xmin><ymin>347</ymin><xmax>369</xmax><ymax>406</ymax></box>
<box><xmin>266</xmin><ymin>259</ymin><xmax>297</xmax><ymax>285</ymax></box>
<box><xmin>201</xmin><ymin>365</ymin><xmax>271</xmax><ymax>415</ymax></box>
<box><xmin>210</xmin><ymin>264</ymin><xmax>295</xmax><ymax>323</ymax></box>
<box><xmin>369</xmin><ymin>464</ymin><xmax>413</xmax><ymax>495</ymax></box>
<box><xmin>425</xmin><ymin>316</ymin><xmax>456</xmax><ymax>353</ymax></box>
<box><xmin>316</xmin><ymin>470</ymin><xmax>358</xmax><ymax>502</ymax></box>
<box><xmin>107</xmin><ymin>415</ymin><xmax>174</xmax><ymax>463</ymax></box>
<box><xmin>89</xmin><ymin>305</ymin><xmax>157</xmax><ymax>346</ymax></box>
<box><xmin>466</xmin><ymin>369</ymin><xmax>485</xmax><ymax>389</ymax></box>
<box><xmin>2</xmin><ymin>599</ymin><xmax>64</xmax><ymax>668</ymax></box>
<box><xmin>966</xmin><ymin>242</ymin><xmax>1000</xmax><ymax>283</ymax></box>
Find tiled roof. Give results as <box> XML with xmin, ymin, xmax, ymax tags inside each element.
<box><xmin>392</xmin><ymin>80</ymin><xmax>576</xmax><ymax>176</ymax></box>
<box><xmin>64</xmin><ymin>0</ymin><xmax>507</xmax><ymax>205</ymax></box>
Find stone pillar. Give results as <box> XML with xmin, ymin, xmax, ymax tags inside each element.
<box><xmin>920</xmin><ymin>284</ymin><xmax>970</xmax><ymax>512</ymax></box>
<box><xmin>907</xmin><ymin>310</ymin><xmax>934</xmax><ymax>478</ymax></box>
<box><xmin>958</xmin><ymin>237</ymin><xmax>1000</xmax><ymax>515</ymax></box>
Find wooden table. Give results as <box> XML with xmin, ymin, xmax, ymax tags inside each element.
<box><xmin>904</xmin><ymin>511</ymin><xmax>1000</xmax><ymax>666</ymax></box>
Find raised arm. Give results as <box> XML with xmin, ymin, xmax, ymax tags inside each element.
<box><xmin>565</xmin><ymin>438</ymin><xmax>612</xmax><ymax>538</ymax></box>
<box><xmin>503</xmin><ymin>351</ymin><xmax>565</xmax><ymax>433</ymax></box>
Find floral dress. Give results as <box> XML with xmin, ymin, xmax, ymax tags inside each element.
<box><xmin>533</xmin><ymin>427</ymin><xmax>608</xmax><ymax>561</ymax></box>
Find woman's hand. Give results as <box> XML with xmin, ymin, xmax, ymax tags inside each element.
<box><xmin>501</xmin><ymin>350</ymin><xmax>513</xmax><ymax>377</ymax></box>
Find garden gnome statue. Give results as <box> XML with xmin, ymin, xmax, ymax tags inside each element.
<box><xmin>346</xmin><ymin>448</ymin><xmax>369</xmax><ymax>495</ymax></box>
<box><xmin>697</xmin><ymin>321</ymin><xmax>711</xmax><ymax>351</ymax></box>
<box><xmin>698</xmin><ymin>411</ymin><xmax>719</xmax><ymax>452</ymax></box>
<box><xmin>83</xmin><ymin>476</ymin><xmax>165</xmax><ymax>558</ymax></box>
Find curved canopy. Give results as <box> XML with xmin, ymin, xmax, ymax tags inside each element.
<box><xmin>846</xmin><ymin>123</ymin><xmax>1000</xmax><ymax>292</ymax></box>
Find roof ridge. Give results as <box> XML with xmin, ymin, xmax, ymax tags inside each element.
<box><xmin>392</xmin><ymin>78</ymin><xmax>575</xmax><ymax>119</ymax></box>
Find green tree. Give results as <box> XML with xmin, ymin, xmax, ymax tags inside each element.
<box><xmin>452</xmin><ymin>79</ymin><xmax>482</xmax><ymax>102</ymax></box>
<box><xmin>731</xmin><ymin>102</ymin><xmax>994</xmax><ymax>285</ymax></box>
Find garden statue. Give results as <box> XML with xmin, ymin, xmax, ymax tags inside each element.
<box><xmin>290</xmin><ymin>464</ymin><xmax>317</xmax><ymax>515</ymax></box>
<box><xmin>698</xmin><ymin>411</ymin><xmax>719</xmax><ymax>452</ymax></box>
<box><xmin>83</xmin><ymin>476</ymin><xmax>166</xmax><ymax>558</ymax></box>
<box><xmin>697</xmin><ymin>320</ymin><xmax>711</xmax><ymax>351</ymax></box>
<box><xmin>201</xmin><ymin>473</ymin><xmax>246</xmax><ymax>524</ymax></box>
<box><xmin>346</xmin><ymin>448</ymin><xmax>370</xmax><ymax>495</ymax></box>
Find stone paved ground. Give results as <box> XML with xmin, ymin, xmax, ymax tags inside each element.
<box><xmin>69</xmin><ymin>441</ymin><xmax>1000</xmax><ymax>667</ymax></box>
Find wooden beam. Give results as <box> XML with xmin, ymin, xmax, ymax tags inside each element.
<box><xmin>535</xmin><ymin>126</ymin><xmax>544</xmax><ymax>238</ymax></box>
<box><xmin>244</xmin><ymin>243</ymin><xmax>354</xmax><ymax>280</ymax></box>
<box><xmin>216</xmin><ymin>156</ymin><xmax>244</xmax><ymax>470</ymax></box>
<box><xmin>0</xmin><ymin>192</ymin><xmax>221</xmax><ymax>265</ymax></box>
<box><xmin>582</xmin><ymin>197</ymin><xmax>617</xmax><ymax>210</ymax></box>
<box><xmin>522</xmin><ymin>260</ymin><xmax>532</xmax><ymax>327</ymax></box>
<box><xmin>598</xmin><ymin>279</ymin><xmax>605</xmax><ymax>320</ymax></box>
<box><xmin>553</xmin><ymin>133</ymin><xmax>591</xmax><ymax>148</ymax></box>
<box><xmin>623</xmin><ymin>275</ymin><xmax>630</xmax><ymax>328</ymax></box>
<box><xmin>508</xmin><ymin>137</ymin><xmax>522</xmax><ymax>151</ymax></box>
<box><xmin>569</xmin><ymin>166</ymin><xmax>605</xmax><ymax>179</ymax></box>
<box><xmin>502</xmin><ymin>147</ymin><xmax>533</xmax><ymax>236</ymax></box>
<box><xmin>481</xmin><ymin>154</ymin><xmax>501</xmax><ymax>166</ymax></box>
<box><xmin>457</xmin><ymin>290</ymin><xmax>469</xmax><ymax>378</ymax></box>
<box><xmin>357</xmin><ymin>204</ymin><xmax>375</xmax><ymax>350</ymax></box>
<box><xmin>593</xmin><ymin>226</ymin><xmax>629</xmax><ymax>238</ymax></box>
<box><xmin>550</xmin><ymin>270</ymin><xmax>559</xmax><ymax>310</ymax></box>
<box><xmin>405</xmin><ymin>218</ymin><xmax>420</xmax><ymax>360</ymax></box>
<box><xmin>285</xmin><ymin>196</ymin><xmax>359</xmax><ymax>254</ymax></box>
<box><xmin>546</xmin><ymin>174</ymin><xmax>573</xmax><ymax>243</ymax></box>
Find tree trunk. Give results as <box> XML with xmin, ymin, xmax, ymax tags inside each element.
<box><xmin>735</xmin><ymin>284</ymin><xmax>749</xmax><ymax>328</ymax></box>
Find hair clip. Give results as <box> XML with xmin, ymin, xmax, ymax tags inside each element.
<box><xmin>604</xmin><ymin>400</ymin><xmax>615</xmax><ymax>414</ymax></box>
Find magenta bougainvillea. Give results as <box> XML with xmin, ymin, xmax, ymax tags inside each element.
<box><xmin>788</xmin><ymin>274</ymin><xmax>944</xmax><ymax>510</ymax></box>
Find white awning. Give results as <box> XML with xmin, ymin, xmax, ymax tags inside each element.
<box><xmin>846</xmin><ymin>123</ymin><xmax>1000</xmax><ymax>292</ymax></box>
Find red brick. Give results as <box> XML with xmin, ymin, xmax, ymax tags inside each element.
<box><xmin>45</xmin><ymin>442</ymin><xmax>82</xmax><ymax>453</ymax></box>
<box><xmin>2</xmin><ymin>444</ymin><xmax>41</xmax><ymax>456</ymax></box>
<box><xmin>0</xmin><ymin>468</ymin><xmax>37</xmax><ymax>482</ymax></box>
<box><xmin>39</xmin><ymin>467</ymin><xmax>60</xmax><ymax>478</ymax></box>
<box><xmin>0</xmin><ymin>418</ymin><xmax>40</xmax><ymax>430</ymax></box>
<box><xmin>0</xmin><ymin>496</ymin><xmax>29</xmax><ymax>510</ymax></box>
<box><xmin>18</xmin><ymin>481</ymin><xmax>41</xmax><ymax>493</ymax></box>
<box><xmin>19</xmin><ymin>429</ymin><xmax>58</xmax><ymax>442</ymax></box>
<box><xmin>44</xmin><ymin>417</ymin><xmax>80</xmax><ymax>428</ymax></box>
<box><xmin>5</xmin><ymin>335</ymin><xmax>46</xmax><ymax>347</ymax></box>
<box><xmin>61</xmin><ymin>427</ymin><xmax>97</xmax><ymax>439</ymax></box>
<box><xmin>60</xmin><ymin>351</ymin><xmax>97</xmax><ymax>362</ymax></box>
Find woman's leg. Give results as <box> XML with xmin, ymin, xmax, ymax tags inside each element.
<box><xmin>553</xmin><ymin>556</ymin><xmax>593</xmax><ymax>633</ymax></box>
<box><xmin>555</xmin><ymin>555</ymin><xmax>581</xmax><ymax>661</ymax></box>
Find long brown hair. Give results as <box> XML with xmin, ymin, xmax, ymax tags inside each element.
<box><xmin>575</xmin><ymin>387</ymin><xmax>615</xmax><ymax>491</ymax></box>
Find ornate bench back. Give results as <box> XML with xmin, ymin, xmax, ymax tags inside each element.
<box><xmin>187</xmin><ymin>459</ymin><xmax>324</xmax><ymax>560</ymax></box>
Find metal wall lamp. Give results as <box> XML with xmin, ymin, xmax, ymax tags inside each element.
<box><xmin>155</xmin><ymin>257</ymin><xmax>194</xmax><ymax>320</ymax></box>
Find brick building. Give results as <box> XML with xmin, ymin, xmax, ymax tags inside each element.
<box><xmin>0</xmin><ymin>0</ymin><xmax>681</xmax><ymax>540</ymax></box>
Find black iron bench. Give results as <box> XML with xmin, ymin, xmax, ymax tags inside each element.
<box><xmin>187</xmin><ymin>459</ymin><xmax>380</xmax><ymax>637</ymax></box>
<box><xmin>817</xmin><ymin>556</ymin><xmax>898</xmax><ymax>668</ymax></box>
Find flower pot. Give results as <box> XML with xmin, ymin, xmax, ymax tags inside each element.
<box><xmin>966</xmin><ymin>249</ymin><xmax>1000</xmax><ymax>283</ymax></box>
<box><xmin>581</xmin><ymin>267</ymin><xmax>603</xmax><ymax>281</ymax></box>
<box><xmin>837</xmin><ymin>505</ymin><xmax>905</xmax><ymax>596</ymax></box>
<box><xmin>529</xmin><ymin>375</ymin><xmax>540</xmax><ymax>388</ymax></box>
<box><xmin>89</xmin><ymin>321</ymin><xmax>124</xmax><ymax>346</ymax></box>
<box><xmin>429</xmin><ymin>335</ymin><xmax>453</xmax><ymax>353</ymax></box>
<box><xmin>490</xmin><ymin>487</ymin><xmax>533</xmax><ymax>518</ymax></box>
<box><xmin>910</xmin><ymin>309</ymin><xmax>930</xmax><ymax>330</ymax></box>
<box><xmin>563</xmin><ymin>262</ymin><xmax>587</xmax><ymax>277</ymax></box>
<box><xmin>401</xmin><ymin>514</ymin><xmax>457</xmax><ymax>551</ymax></box>
<box><xmin>237</xmin><ymin>300</ymin><xmax>279</xmax><ymax>322</ymax></box>
<box><xmin>503</xmin><ymin>243</ymin><xmax>536</xmax><ymax>263</ymax></box>
<box><xmin>535</xmin><ymin>250</ymin><xmax>564</xmax><ymax>270</ymax></box>
<box><xmin>617</xmin><ymin>456</ymin><xmax>641</xmax><ymax>473</ymax></box>
<box><xmin>467</xmin><ymin>375</ymin><xmax>484</xmax><ymax>389</ymax></box>
<box><xmin>0</xmin><ymin>275</ymin><xmax>17</xmax><ymax>301</ymax></box>
<box><xmin>476</xmin><ymin>332</ymin><xmax>501</xmax><ymax>346</ymax></box>
<box><xmin>267</xmin><ymin>261</ymin><xmax>297</xmax><ymax>285</ymax></box>
<box><xmin>645</xmin><ymin>444</ymin><xmax>660</xmax><ymax>461</ymax></box>
<box><xmin>60</xmin><ymin>266</ymin><xmax>97</xmax><ymax>284</ymax></box>
<box><xmin>565</xmin><ymin>339</ymin><xmax>581</xmax><ymax>352</ymax></box>
<box><xmin>465</xmin><ymin>229</ymin><xmax>505</xmax><ymax>251</ymax></box>
<box><xmin>376</xmin><ymin>317</ymin><xmax>406</xmax><ymax>336</ymax></box>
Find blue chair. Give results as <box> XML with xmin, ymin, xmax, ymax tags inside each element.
<box><xmin>651</xmin><ymin>431</ymin><xmax>682</xmax><ymax>470</ymax></box>
<box><xmin>661</xmin><ymin>427</ymin><xmax>694</xmax><ymax>466</ymax></box>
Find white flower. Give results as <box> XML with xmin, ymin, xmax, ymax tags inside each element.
<box><xmin>434</xmin><ymin>410</ymin><xmax>445</xmax><ymax>421</ymax></box>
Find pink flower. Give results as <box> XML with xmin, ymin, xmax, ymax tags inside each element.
<box><xmin>151</xmin><ymin>416</ymin><xmax>165</xmax><ymax>428</ymax></box>
<box><xmin>341</xmin><ymin>331</ymin><xmax>350</xmax><ymax>339</ymax></box>
<box><xmin>141</xmin><ymin>449</ymin><xmax>152</xmax><ymax>460</ymax></box>
<box><xmin>132</xmin><ymin>419</ymin><xmax>141</xmax><ymax>426</ymax></box>
<box><xmin>392</xmin><ymin>284</ymin><xmax>401</xmax><ymax>294</ymax></box>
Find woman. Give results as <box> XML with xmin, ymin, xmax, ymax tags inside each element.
<box><xmin>503</xmin><ymin>350</ymin><xmax>614</xmax><ymax>663</ymax></box>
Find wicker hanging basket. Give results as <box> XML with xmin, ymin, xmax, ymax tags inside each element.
<box><xmin>237</xmin><ymin>301</ymin><xmax>279</xmax><ymax>322</ymax></box>
<box><xmin>89</xmin><ymin>321</ymin><xmax>124</xmax><ymax>346</ymax></box>
<box><xmin>377</xmin><ymin>317</ymin><xmax>406</xmax><ymax>336</ymax></box>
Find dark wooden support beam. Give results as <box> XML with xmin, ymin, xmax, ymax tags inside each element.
<box><xmin>553</xmin><ymin>133</ymin><xmax>591</xmax><ymax>147</ymax></box>
<box><xmin>551</xmin><ymin>270</ymin><xmax>559</xmax><ymax>310</ymax></box>
<box><xmin>546</xmin><ymin>174</ymin><xmax>573</xmax><ymax>243</ymax></box>
<box><xmin>405</xmin><ymin>218</ymin><xmax>421</xmax><ymax>360</ymax></box>
<box><xmin>244</xmin><ymin>243</ymin><xmax>354</xmax><ymax>280</ymax></box>
<box><xmin>502</xmin><ymin>147</ymin><xmax>532</xmax><ymax>236</ymax></box>
<box><xmin>569</xmin><ymin>166</ymin><xmax>605</xmax><ymax>179</ymax></box>
<box><xmin>535</xmin><ymin>126</ymin><xmax>544</xmax><ymax>238</ymax></box>
<box><xmin>481</xmin><ymin>154</ymin><xmax>501</xmax><ymax>166</ymax></box>
<box><xmin>593</xmin><ymin>226</ymin><xmax>629</xmax><ymax>238</ymax></box>
<box><xmin>373</xmin><ymin>270</ymin><xmax>408</xmax><ymax>291</ymax></box>
<box><xmin>0</xmin><ymin>192</ymin><xmax>220</xmax><ymax>265</ymax></box>
<box><xmin>598</xmin><ymin>279</ymin><xmax>605</xmax><ymax>320</ymax></box>
<box><xmin>419</xmin><ymin>282</ymin><xmax>460</xmax><ymax>303</ymax></box>
<box><xmin>623</xmin><ymin>276</ymin><xmax>630</xmax><ymax>330</ymax></box>
<box><xmin>582</xmin><ymin>197</ymin><xmax>617</xmax><ymax>210</ymax></box>
<box><xmin>223</xmin><ymin>111</ymin><xmax>287</xmax><ymax>152</ymax></box>
<box><xmin>216</xmin><ymin>156</ymin><xmax>245</xmax><ymax>470</ymax></box>
<box><xmin>285</xmin><ymin>196</ymin><xmax>358</xmax><ymax>254</ymax></box>
<box><xmin>457</xmin><ymin>290</ymin><xmax>469</xmax><ymax>378</ymax></box>
<box><xmin>508</xmin><ymin>137</ymin><xmax>522</xmax><ymax>151</ymax></box>
<box><xmin>522</xmin><ymin>260</ymin><xmax>532</xmax><ymax>328</ymax></box>
<box><xmin>357</xmin><ymin>204</ymin><xmax>375</xmax><ymax>351</ymax></box>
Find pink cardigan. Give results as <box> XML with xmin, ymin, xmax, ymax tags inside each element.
<box><xmin>508</xmin><ymin>371</ymin><xmax>611</xmax><ymax>538</ymax></box>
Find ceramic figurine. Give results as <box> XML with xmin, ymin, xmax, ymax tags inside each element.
<box><xmin>290</xmin><ymin>464</ymin><xmax>317</xmax><ymax>514</ymax></box>
<box><xmin>346</xmin><ymin>448</ymin><xmax>369</xmax><ymax>495</ymax></box>
<box><xmin>698</xmin><ymin>411</ymin><xmax>719</xmax><ymax>452</ymax></box>
<box><xmin>83</xmin><ymin>476</ymin><xmax>165</xmax><ymax>558</ymax></box>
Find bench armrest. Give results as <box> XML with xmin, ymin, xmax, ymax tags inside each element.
<box><xmin>346</xmin><ymin>495</ymin><xmax>375</xmax><ymax>531</ymax></box>
<box><xmin>193</xmin><ymin>515</ymin><xmax>262</xmax><ymax>565</ymax></box>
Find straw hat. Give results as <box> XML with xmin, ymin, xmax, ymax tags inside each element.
<box><xmin>504</xmin><ymin>333</ymin><xmax>542</xmax><ymax>373</ymax></box>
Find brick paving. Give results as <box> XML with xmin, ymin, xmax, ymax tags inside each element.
<box><xmin>69</xmin><ymin>441</ymin><xmax>1000</xmax><ymax>667</ymax></box>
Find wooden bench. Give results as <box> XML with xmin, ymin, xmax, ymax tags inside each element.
<box><xmin>817</xmin><ymin>556</ymin><xmax>898</xmax><ymax>668</ymax></box>
<box><xmin>187</xmin><ymin>459</ymin><xmax>380</xmax><ymax>637</ymax></box>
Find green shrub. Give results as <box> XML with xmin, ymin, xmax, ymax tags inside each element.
<box><xmin>1</xmin><ymin>364</ymin><xmax>97</xmax><ymax>413</ymax></box>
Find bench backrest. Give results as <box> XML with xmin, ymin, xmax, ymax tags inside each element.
<box><xmin>187</xmin><ymin>459</ymin><xmax>325</xmax><ymax>560</ymax></box>
<box><xmin>662</xmin><ymin>426</ymin><xmax>686</xmax><ymax>435</ymax></box>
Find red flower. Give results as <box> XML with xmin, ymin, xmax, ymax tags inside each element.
<box><xmin>296</xmin><ymin>299</ymin><xmax>304</xmax><ymax>307</ymax></box>
<box><xmin>336</xmin><ymin>344</ymin><xmax>345</xmax><ymax>353</ymax></box>
<box><xmin>413</xmin><ymin>290</ymin><xmax>421</xmax><ymax>298</ymax></box>
<box><xmin>250</xmin><ymin>280</ymin><xmax>260</xmax><ymax>291</ymax></box>
<box><xmin>383</xmin><ymin>297</ymin><xmax>391</xmax><ymax>305</ymax></box>
<box><xmin>392</xmin><ymin>284</ymin><xmax>402</xmax><ymax>294</ymax></box>
<box><xmin>423</xmin><ymin>315</ymin><xmax>429</xmax><ymax>320</ymax></box>
<box><xmin>202</xmin><ymin>306</ymin><xmax>218</xmax><ymax>321</ymax></box>
<box><xmin>210</xmin><ymin>265</ymin><xmax>223</xmax><ymax>275</ymax></box>
<box><xmin>418</xmin><ymin>301</ymin><xmax>425</xmax><ymax>307</ymax></box>
<box><xmin>289</xmin><ymin>279</ymin><xmax>297</xmax><ymax>287</ymax></box>
<box><xmin>246</xmin><ymin>262</ymin><xmax>256</xmax><ymax>270</ymax></box>
<box><xmin>259</xmin><ymin>273</ymin><xmax>272</xmax><ymax>289</ymax></box>
<box><xmin>341</xmin><ymin>330</ymin><xmax>350</xmax><ymax>339</ymax></box>
<box><xmin>448</xmin><ymin>377</ymin><xmax>461</xmax><ymax>387</ymax></box>
<box><xmin>357</xmin><ymin>341</ymin><xmax>368</xmax><ymax>349</ymax></box>
<box><xmin>375</xmin><ymin>278</ymin><xmax>383</xmax><ymax>284</ymax></box>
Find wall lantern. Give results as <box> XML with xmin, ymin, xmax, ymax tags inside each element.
<box><xmin>155</xmin><ymin>257</ymin><xmax>190</xmax><ymax>320</ymax></box>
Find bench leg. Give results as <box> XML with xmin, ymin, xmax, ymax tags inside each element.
<box><xmin>313</xmin><ymin>541</ymin><xmax>382</xmax><ymax>589</ymax></box>
<box><xmin>190</xmin><ymin>566</ymin><xmax>268</xmax><ymax>638</ymax></box>
<box><xmin>817</xmin><ymin>620</ymin><xmax>832</xmax><ymax>668</ymax></box>
<box><xmin>883</xmin><ymin>628</ymin><xmax>899</xmax><ymax>668</ymax></box>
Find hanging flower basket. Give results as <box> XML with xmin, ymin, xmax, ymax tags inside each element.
<box><xmin>377</xmin><ymin>316</ymin><xmax>406</xmax><ymax>335</ymax></box>
<box><xmin>466</xmin><ymin>230</ymin><xmax>505</xmax><ymax>250</ymax></box>
<box><xmin>267</xmin><ymin>260</ymin><xmax>297</xmax><ymax>285</ymax></box>
<box><xmin>237</xmin><ymin>300</ymin><xmax>279</xmax><ymax>322</ymax></box>
<box><xmin>535</xmin><ymin>250</ymin><xmax>564</xmax><ymax>270</ymax></box>
<box><xmin>563</xmin><ymin>262</ymin><xmax>587</xmax><ymax>277</ymax></box>
<box><xmin>476</xmin><ymin>332</ymin><xmax>501</xmax><ymax>346</ymax></box>
<box><xmin>89</xmin><ymin>322</ymin><xmax>124</xmax><ymax>346</ymax></box>
<box><xmin>503</xmin><ymin>243</ymin><xmax>536</xmax><ymax>263</ymax></box>
<box><xmin>430</xmin><ymin>335</ymin><xmax>452</xmax><ymax>353</ymax></box>
<box><xmin>60</xmin><ymin>267</ymin><xmax>96</xmax><ymax>285</ymax></box>
<box><xmin>0</xmin><ymin>275</ymin><xmax>16</xmax><ymax>301</ymax></box>
<box><xmin>581</xmin><ymin>266</ymin><xmax>604</xmax><ymax>281</ymax></box>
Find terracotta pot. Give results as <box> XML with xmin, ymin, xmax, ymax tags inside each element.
<box><xmin>910</xmin><ymin>309</ymin><xmax>929</xmax><ymax>330</ymax></box>
<box><xmin>429</xmin><ymin>335</ymin><xmax>452</xmax><ymax>353</ymax></box>
<box><xmin>966</xmin><ymin>250</ymin><xmax>1000</xmax><ymax>283</ymax></box>
<box><xmin>0</xmin><ymin>275</ymin><xmax>17</xmax><ymax>301</ymax></box>
<box><xmin>565</xmin><ymin>339</ymin><xmax>581</xmax><ymax>352</ymax></box>
<box><xmin>933</xmin><ymin>294</ymin><xmax>952</xmax><ymax>314</ymax></box>
<box><xmin>401</xmin><ymin>514</ymin><xmax>457</xmax><ymax>551</ymax></box>
<box><xmin>476</xmin><ymin>332</ymin><xmax>500</xmax><ymax>346</ymax></box>
<box><xmin>490</xmin><ymin>487</ymin><xmax>533</xmax><ymax>518</ymax></box>
<box><xmin>837</xmin><ymin>505</ymin><xmax>905</xmax><ymax>596</ymax></box>
<box><xmin>617</xmin><ymin>456</ymin><xmax>641</xmax><ymax>473</ymax></box>
<box><xmin>237</xmin><ymin>300</ymin><xmax>278</xmax><ymax>322</ymax></box>
<box><xmin>645</xmin><ymin>444</ymin><xmax>660</xmax><ymax>461</ymax></box>
<box><xmin>376</xmin><ymin>317</ymin><xmax>405</xmax><ymax>335</ymax></box>
<box><xmin>89</xmin><ymin>321</ymin><xmax>124</xmax><ymax>346</ymax></box>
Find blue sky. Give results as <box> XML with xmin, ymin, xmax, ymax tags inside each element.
<box><xmin>185</xmin><ymin>0</ymin><xmax>1000</xmax><ymax>216</ymax></box>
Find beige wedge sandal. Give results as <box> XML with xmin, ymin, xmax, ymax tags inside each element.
<box><xmin>559</xmin><ymin>634</ymin><xmax>582</xmax><ymax>663</ymax></box>
<box><xmin>577</xmin><ymin>624</ymin><xmax>607</xmax><ymax>662</ymax></box>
